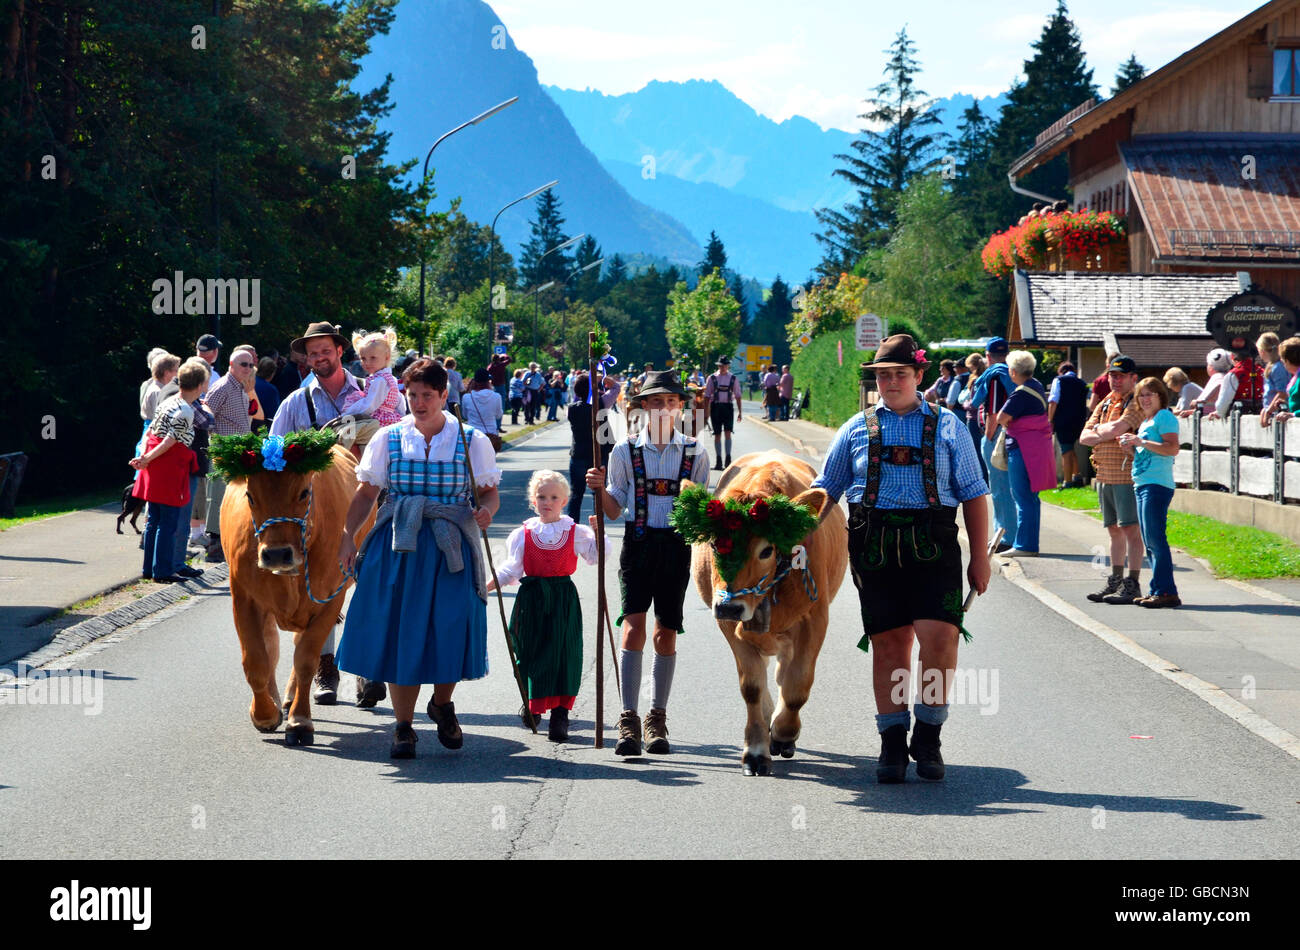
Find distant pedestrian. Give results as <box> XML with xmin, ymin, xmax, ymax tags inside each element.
<box><xmin>995</xmin><ymin>351</ymin><xmax>1053</xmax><ymax>556</ymax></box>
<box><xmin>462</xmin><ymin>367</ymin><xmax>504</xmax><ymax>451</ymax></box>
<box><xmin>704</xmin><ymin>356</ymin><xmax>742</xmax><ymax>469</ymax></box>
<box><xmin>255</xmin><ymin>358</ymin><xmax>281</xmax><ymax>429</ymax></box>
<box><xmin>1262</xmin><ymin>337</ymin><xmax>1300</xmax><ymax>426</ymax></box>
<box><xmin>523</xmin><ymin>362</ymin><xmax>545</xmax><ymax>425</ymax></box>
<box><xmin>1117</xmin><ymin>377</ymin><xmax>1181</xmax><ymax>608</ymax></box>
<box><xmin>196</xmin><ymin>334</ymin><xmax>222</xmax><ymax>388</ymax></box>
<box><xmin>1087</xmin><ymin>352</ymin><xmax>1116</xmax><ymax>415</ymax></box>
<box><xmin>488</xmin><ymin>353</ymin><xmax>511</xmax><ymax>420</ymax></box>
<box><xmin>969</xmin><ymin>338</ymin><xmax>1015</xmax><ymax>552</ymax></box>
<box><xmin>762</xmin><ymin>364</ymin><xmax>781</xmax><ymax>421</ymax></box>
<box><xmin>201</xmin><ymin>345</ymin><xmax>264</xmax><ymax>562</ymax></box>
<box><xmin>1258</xmin><ymin>332</ymin><xmax>1290</xmax><ymax>422</ymax></box>
<box><xmin>508</xmin><ymin>369</ymin><xmax>525</xmax><ymax>425</ymax></box>
<box><xmin>1048</xmin><ymin>361</ymin><xmax>1088</xmax><ymax>488</ymax></box>
<box><xmin>443</xmin><ymin>356</ymin><xmax>464</xmax><ymax>411</ymax></box>
<box><xmin>779</xmin><ymin>365</ymin><xmax>794</xmax><ymax>420</ymax></box>
<box><xmin>566</xmin><ymin>374</ymin><xmax>612</xmax><ymax>521</ymax></box>
<box><xmin>546</xmin><ymin>371</ymin><xmax>565</xmax><ymax>422</ymax></box>
<box><xmin>1164</xmin><ymin>367</ymin><xmax>1202</xmax><ymax>416</ymax></box>
<box><xmin>1078</xmin><ymin>354</ymin><xmax>1144</xmax><ymax>605</ymax></box>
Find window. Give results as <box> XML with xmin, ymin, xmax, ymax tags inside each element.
<box><xmin>1276</xmin><ymin>48</ymin><xmax>1299</xmax><ymax>97</ymax></box>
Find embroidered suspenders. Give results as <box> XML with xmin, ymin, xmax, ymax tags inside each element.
<box><xmin>862</xmin><ymin>406</ymin><xmax>940</xmax><ymax>509</ymax></box>
<box><xmin>629</xmin><ymin>438</ymin><xmax>696</xmax><ymax>540</ymax></box>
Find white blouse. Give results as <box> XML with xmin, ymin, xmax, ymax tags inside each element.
<box><xmin>494</xmin><ymin>516</ymin><xmax>611</xmax><ymax>587</ymax></box>
<box><xmin>355</xmin><ymin>413</ymin><xmax>502</xmax><ymax>490</ymax></box>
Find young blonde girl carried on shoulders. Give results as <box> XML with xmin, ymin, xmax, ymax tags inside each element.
<box><xmin>486</xmin><ymin>469</ymin><xmax>611</xmax><ymax>742</ymax></box>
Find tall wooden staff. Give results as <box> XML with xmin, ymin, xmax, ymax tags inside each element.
<box><xmin>453</xmin><ymin>402</ymin><xmax>535</xmax><ymax>733</ymax></box>
<box><xmin>589</xmin><ymin>332</ymin><xmax>609</xmax><ymax>747</ymax></box>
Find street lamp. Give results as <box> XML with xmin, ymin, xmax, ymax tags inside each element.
<box><xmin>415</xmin><ymin>97</ymin><xmax>519</xmax><ymax>356</ymax></box>
<box><xmin>526</xmin><ymin>281</ymin><xmax>556</xmax><ymax>364</ymax></box>
<box><xmin>562</xmin><ymin>258</ymin><xmax>604</xmax><ymax>367</ymax></box>
<box><xmin>487</xmin><ymin>180</ymin><xmax>559</xmax><ymax>364</ymax></box>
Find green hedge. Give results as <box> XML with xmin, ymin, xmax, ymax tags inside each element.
<box><xmin>790</xmin><ymin>328</ymin><xmax>1064</xmax><ymax>429</ymax></box>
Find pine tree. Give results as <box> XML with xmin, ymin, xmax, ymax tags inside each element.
<box><xmin>699</xmin><ymin>231</ymin><xmax>728</xmax><ymax>279</ymax></box>
<box><xmin>952</xmin><ymin>102</ymin><xmax>1003</xmax><ymax>239</ymax></box>
<box><xmin>729</xmin><ymin>273</ymin><xmax>747</xmax><ymax>317</ymax></box>
<box><xmin>815</xmin><ymin>27</ymin><xmax>946</xmax><ymax>277</ymax></box>
<box><xmin>569</xmin><ymin>234</ymin><xmax>604</xmax><ymax>303</ymax></box>
<box><xmin>1113</xmin><ymin>54</ymin><xmax>1146</xmax><ymax>95</ymax></box>
<box><xmin>751</xmin><ymin>276</ymin><xmax>794</xmax><ymax>365</ymax></box>
<box><xmin>986</xmin><ymin>1</ymin><xmax>1099</xmax><ymax>225</ymax></box>
<box><xmin>602</xmin><ymin>253</ymin><xmax>629</xmax><ymax>290</ymax></box>
<box><xmin>519</xmin><ymin>190</ymin><xmax>573</xmax><ymax>287</ymax></box>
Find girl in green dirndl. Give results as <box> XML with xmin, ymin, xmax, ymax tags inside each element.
<box><xmin>486</xmin><ymin>470</ymin><xmax>610</xmax><ymax>742</ymax></box>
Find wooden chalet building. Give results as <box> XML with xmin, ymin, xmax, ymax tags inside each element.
<box><xmin>1006</xmin><ymin>0</ymin><xmax>1300</xmax><ymax>382</ymax></box>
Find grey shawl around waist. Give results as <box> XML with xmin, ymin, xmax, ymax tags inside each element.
<box><xmin>371</xmin><ymin>495</ymin><xmax>486</xmax><ymax>602</ymax></box>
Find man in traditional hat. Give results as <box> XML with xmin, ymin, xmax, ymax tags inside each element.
<box><xmin>585</xmin><ymin>370</ymin><xmax>712</xmax><ymax>757</ymax></box>
<box><xmin>267</xmin><ymin>321</ymin><xmax>386</xmax><ymax>710</ymax></box>
<box><xmin>812</xmin><ymin>334</ymin><xmax>990</xmax><ymax>783</ymax></box>
<box><xmin>703</xmin><ymin>355</ymin><xmax>743</xmax><ymax>470</ymax></box>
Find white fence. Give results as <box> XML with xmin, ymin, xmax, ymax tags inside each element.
<box><xmin>1172</xmin><ymin>408</ymin><xmax>1300</xmax><ymax>503</ymax></box>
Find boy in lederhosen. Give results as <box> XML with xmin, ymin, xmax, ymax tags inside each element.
<box><xmin>812</xmin><ymin>335</ymin><xmax>991</xmax><ymax>783</ymax></box>
<box><xmin>585</xmin><ymin>371</ymin><xmax>712</xmax><ymax>755</ymax></box>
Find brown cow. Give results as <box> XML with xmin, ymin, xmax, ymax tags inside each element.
<box><xmin>690</xmin><ymin>450</ymin><xmax>847</xmax><ymax>775</ymax></box>
<box><xmin>220</xmin><ymin>445</ymin><xmax>374</xmax><ymax>745</ymax></box>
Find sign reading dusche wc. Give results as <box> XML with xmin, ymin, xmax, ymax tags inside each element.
<box><xmin>1205</xmin><ymin>288</ymin><xmax>1297</xmax><ymax>355</ymax></box>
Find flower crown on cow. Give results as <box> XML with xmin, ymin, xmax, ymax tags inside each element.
<box><xmin>208</xmin><ymin>430</ymin><xmax>338</xmax><ymax>479</ymax></box>
<box><xmin>670</xmin><ymin>485</ymin><xmax>817</xmax><ymax>583</ymax></box>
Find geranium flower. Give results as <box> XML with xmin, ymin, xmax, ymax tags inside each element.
<box><xmin>705</xmin><ymin>500</ymin><xmax>725</xmax><ymax>520</ymax></box>
<box><xmin>283</xmin><ymin>443</ymin><xmax>306</xmax><ymax>464</ymax></box>
<box><xmin>749</xmin><ymin>499</ymin><xmax>770</xmax><ymax>521</ymax></box>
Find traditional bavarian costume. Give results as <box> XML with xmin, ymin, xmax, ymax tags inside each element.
<box><xmin>704</xmin><ymin>358</ymin><xmax>741</xmax><ymax>469</ymax></box>
<box><xmin>336</xmin><ymin>415</ymin><xmax>501</xmax><ymax>687</ymax></box>
<box><xmin>601</xmin><ymin>370</ymin><xmax>712</xmax><ymax>755</ymax></box>
<box><xmin>494</xmin><ymin>516</ymin><xmax>609</xmax><ymax>724</ymax></box>
<box><xmin>813</xmin><ymin>334</ymin><xmax>988</xmax><ymax>783</ymax></box>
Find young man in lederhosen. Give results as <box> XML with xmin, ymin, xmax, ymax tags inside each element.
<box><xmin>812</xmin><ymin>335</ymin><xmax>991</xmax><ymax>783</ymax></box>
<box><xmin>586</xmin><ymin>371</ymin><xmax>711</xmax><ymax>756</ymax></box>
<box><xmin>703</xmin><ymin>356</ymin><xmax>743</xmax><ymax>470</ymax></box>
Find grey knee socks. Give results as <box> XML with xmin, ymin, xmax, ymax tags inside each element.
<box><xmin>620</xmin><ymin>649</ymin><xmax>643</xmax><ymax>714</ymax></box>
<box><xmin>652</xmin><ymin>652</ymin><xmax>676</xmax><ymax>710</ymax></box>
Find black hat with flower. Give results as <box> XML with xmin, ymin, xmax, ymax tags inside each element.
<box><xmin>208</xmin><ymin>429</ymin><xmax>338</xmax><ymax>479</ymax></box>
<box><xmin>670</xmin><ymin>485</ymin><xmax>817</xmax><ymax>583</ymax></box>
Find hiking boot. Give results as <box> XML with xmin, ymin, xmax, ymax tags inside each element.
<box><xmin>312</xmin><ymin>653</ymin><xmax>339</xmax><ymax>705</ymax></box>
<box><xmin>1103</xmin><ymin>576</ymin><xmax>1141</xmax><ymax>605</ymax></box>
<box><xmin>355</xmin><ymin>676</ymin><xmax>387</xmax><ymax>708</ymax></box>
<box><xmin>876</xmin><ymin>724</ymin><xmax>910</xmax><ymax>784</ymax></box>
<box><xmin>644</xmin><ymin>708</ymin><xmax>670</xmax><ymax>754</ymax></box>
<box><xmin>713</xmin><ymin>459</ymin><xmax>724</xmax><ymax>471</ymax></box>
<box><xmin>614</xmin><ymin>709</ymin><xmax>642</xmax><ymax>756</ymax></box>
<box><xmin>390</xmin><ymin>721</ymin><xmax>417</xmax><ymax>759</ymax></box>
<box><xmin>548</xmin><ymin>706</ymin><xmax>569</xmax><ymax>743</ymax></box>
<box><xmin>1139</xmin><ymin>593</ymin><xmax>1182</xmax><ymax>609</ymax></box>
<box><xmin>426</xmin><ymin>698</ymin><xmax>464</xmax><ymax>749</ymax></box>
<box><xmin>1087</xmin><ymin>574</ymin><xmax>1122</xmax><ymax>603</ymax></box>
<box><xmin>909</xmin><ymin>720</ymin><xmax>945</xmax><ymax>781</ymax></box>
<box><xmin>724</xmin><ymin>455</ymin><xmax>732</xmax><ymax>468</ymax></box>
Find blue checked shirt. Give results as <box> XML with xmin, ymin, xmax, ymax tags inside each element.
<box><xmin>812</xmin><ymin>398</ymin><xmax>988</xmax><ymax>509</ymax></box>
<box><xmin>604</xmin><ymin>428</ymin><xmax>712</xmax><ymax>528</ymax></box>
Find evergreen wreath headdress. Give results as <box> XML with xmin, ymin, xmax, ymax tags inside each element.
<box><xmin>670</xmin><ymin>484</ymin><xmax>817</xmax><ymax>582</ymax></box>
<box><xmin>209</xmin><ymin>429</ymin><xmax>338</xmax><ymax>479</ymax></box>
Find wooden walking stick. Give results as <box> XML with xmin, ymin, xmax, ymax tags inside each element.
<box><xmin>452</xmin><ymin>402</ymin><xmax>536</xmax><ymax>733</ymax></box>
<box><xmin>589</xmin><ymin>331</ymin><xmax>609</xmax><ymax>747</ymax></box>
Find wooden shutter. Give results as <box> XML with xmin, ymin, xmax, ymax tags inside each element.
<box><xmin>1246</xmin><ymin>43</ymin><xmax>1274</xmax><ymax>99</ymax></box>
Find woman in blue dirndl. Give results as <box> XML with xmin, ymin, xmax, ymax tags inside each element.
<box><xmin>336</xmin><ymin>359</ymin><xmax>501</xmax><ymax>759</ymax></box>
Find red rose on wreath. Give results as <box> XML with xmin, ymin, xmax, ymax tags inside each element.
<box><xmin>748</xmin><ymin>499</ymin><xmax>770</xmax><ymax>521</ymax></box>
<box><xmin>283</xmin><ymin>443</ymin><xmax>306</xmax><ymax>464</ymax></box>
<box><xmin>241</xmin><ymin>450</ymin><xmax>260</xmax><ymax>468</ymax></box>
<box><xmin>715</xmin><ymin>536</ymin><xmax>734</xmax><ymax>555</ymax></box>
<box><xmin>705</xmin><ymin>500</ymin><xmax>725</xmax><ymax>520</ymax></box>
<box><xmin>723</xmin><ymin>511</ymin><xmax>744</xmax><ymax>531</ymax></box>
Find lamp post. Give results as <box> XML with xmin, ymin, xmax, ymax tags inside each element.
<box><xmin>562</xmin><ymin>258</ymin><xmax>604</xmax><ymax>367</ymax></box>
<box><xmin>488</xmin><ymin>180</ymin><xmax>558</xmax><ymax>365</ymax></box>
<box><xmin>415</xmin><ymin>97</ymin><xmax>519</xmax><ymax>357</ymax></box>
<box><xmin>526</xmin><ymin>281</ymin><xmax>556</xmax><ymax>364</ymax></box>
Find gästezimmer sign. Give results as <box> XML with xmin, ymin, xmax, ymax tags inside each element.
<box><xmin>1205</xmin><ymin>288</ymin><xmax>1297</xmax><ymax>355</ymax></box>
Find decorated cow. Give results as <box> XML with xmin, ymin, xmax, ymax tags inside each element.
<box><xmin>674</xmin><ymin>450</ymin><xmax>847</xmax><ymax>775</ymax></box>
<box><xmin>211</xmin><ymin>430</ymin><xmax>375</xmax><ymax>746</ymax></box>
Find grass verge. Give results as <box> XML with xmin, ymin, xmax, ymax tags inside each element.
<box><xmin>1042</xmin><ymin>487</ymin><xmax>1300</xmax><ymax>579</ymax></box>
<box><xmin>501</xmin><ymin>420</ymin><xmax>555</xmax><ymax>445</ymax></box>
<box><xmin>0</xmin><ymin>489</ymin><xmax>119</xmax><ymax>532</ymax></box>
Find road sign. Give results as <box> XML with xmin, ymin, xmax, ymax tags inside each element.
<box><xmin>745</xmin><ymin>345</ymin><xmax>772</xmax><ymax>372</ymax></box>
<box><xmin>495</xmin><ymin>322</ymin><xmax>514</xmax><ymax>343</ymax></box>
<box><xmin>493</xmin><ymin>344</ymin><xmax>508</xmax><ymax>356</ymax></box>
<box><xmin>856</xmin><ymin>313</ymin><xmax>886</xmax><ymax>350</ymax></box>
<box><xmin>796</xmin><ymin>331</ymin><xmax>813</xmax><ymax>348</ymax></box>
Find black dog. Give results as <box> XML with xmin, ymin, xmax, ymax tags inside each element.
<box><xmin>117</xmin><ymin>483</ymin><xmax>146</xmax><ymax>534</ymax></box>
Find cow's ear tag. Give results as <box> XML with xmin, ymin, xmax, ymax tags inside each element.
<box><xmin>790</xmin><ymin>545</ymin><xmax>807</xmax><ymax>569</ymax></box>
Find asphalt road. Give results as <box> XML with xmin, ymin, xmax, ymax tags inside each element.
<box><xmin>2</xmin><ymin>417</ymin><xmax>1297</xmax><ymax>859</ymax></box>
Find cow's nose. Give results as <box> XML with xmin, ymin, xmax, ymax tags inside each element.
<box><xmin>715</xmin><ymin>601</ymin><xmax>745</xmax><ymax>621</ymax></box>
<box><xmin>259</xmin><ymin>546</ymin><xmax>298</xmax><ymax>571</ymax></box>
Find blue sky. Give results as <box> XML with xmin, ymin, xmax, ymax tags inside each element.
<box><xmin>490</xmin><ymin>0</ymin><xmax>1259</xmax><ymax>130</ymax></box>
